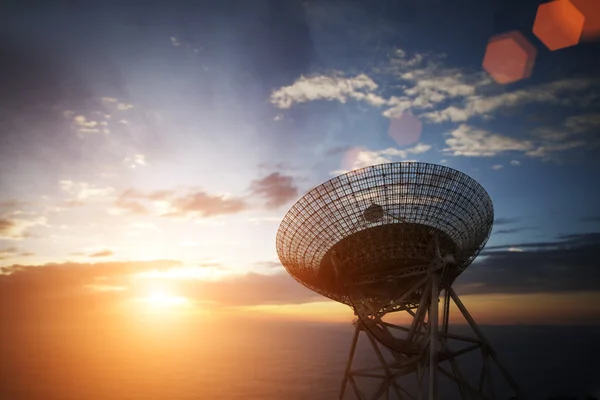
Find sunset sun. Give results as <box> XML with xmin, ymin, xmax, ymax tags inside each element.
<box><xmin>138</xmin><ymin>288</ymin><xmax>190</xmax><ymax>311</ymax></box>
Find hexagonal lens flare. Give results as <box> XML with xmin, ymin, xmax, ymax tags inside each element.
<box><xmin>483</xmin><ymin>31</ymin><xmax>537</xmax><ymax>84</ymax></box>
<box><xmin>570</xmin><ymin>0</ymin><xmax>600</xmax><ymax>41</ymax></box>
<box><xmin>533</xmin><ymin>0</ymin><xmax>585</xmax><ymax>50</ymax></box>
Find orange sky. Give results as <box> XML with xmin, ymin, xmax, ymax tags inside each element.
<box><xmin>2</xmin><ymin>258</ymin><xmax>598</xmax><ymax>329</ymax></box>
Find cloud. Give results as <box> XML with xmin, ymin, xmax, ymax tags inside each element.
<box><xmin>271</xmin><ymin>48</ymin><xmax>600</xmax><ymax>130</ymax></box>
<box><xmin>123</xmin><ymin>154</ymin><xmax>146</xmax><ymax>169</ymax></box>
<box><xmin>383</xmin><ymin>50</ymin><xmax>491</xmax><ymax>118</ymax></box>
<box><xmin>580</xmin><ymin>215</ymin><xmax>600</xmax><ymax>223</ymax></box>
<box><xmin>494</xmin><ymin>227</ymin><xmax>534</xmax><ymax>235</ymax></box>
<box><xmin>268</xmin><ymin>62</ymin><xmax>483</xmax><ymax>120</ymax></box>
<box><xmin>70</xmin><ymin>114</ymin><xmax>110</xmax><ymax>137</ymax></box>
<box><xmin>0</xmin><ymin>259</ymin><xmax>182</xmax><ymax>321</ymax></box>
<box><xmin>99</xmin><ymin>96</ymin><xmax>134</xmax><ymax>111</ymax></box>
<box><xmin>422</xmin><ymin>78</ymin><xmax>599</xmax><ymax>123</ymax></box>
<box><xmin>112</xmin><ymin>188</ymin><xmax>248</xmax><ymax>218</ymax></box>
<box><xmin>525</xmin><ymin>113</ymin><xmax>600</xmax><ymax>160</ymax></box>
<box><xmin>110</xmin><ymin>195</ymin><xmax>149</xmax><ymax>216</ymax></box>
<box><xmin>0</xmin><ymin>212</ymin><xmax>47</xmax><ymax>240</ymax></box>
<box><xmin>269</xmin><ymin>51</ymin><xmax>490</xmax><ymax>120</ymax></box>
<box><xmin>534</xmin><ymin>113</ymin><xmax>600</xmax><ymax>143</ymax></box>
<box><xmin>334</xmin><ymin>143</ymin><xmax>432</xmax><ymax>174</ymax></box>
<box><xmin>446</xmin><ymin>114</ymin><xmax>599</xmax><ymax>160</ymax></box>
<box><xmin>491</xmin><ymin>164</ymin><xmax>503</xmax><ymax>170</ymax></box>
<box><xmin>494</xmin><ymin>217</ymin><xmax>519</xmax><ymax>226</ymax></box>
<box><xmin>168</xmin><ymin>192</ymin><xmax>248</xmax><ymax>217</ymax></box>
<box><xmin>65</xmin><ymin>96</ymin><xmax>134</xmax><ymax>139</ymax></box>
<box><xmin>525</xmin><ymin>141</ymin><xmax>587</xmax><ymax>159</ymax></box>
<box><xmin>269</xmin><ymin>51</ymin><xmax>599</xmax><ymax>164</ymax></box>
<box><xmin>250</xmin><ymin>173</ymin><xmax>299</xmax><ymax>209</ymax></box>
<box><xmin>167</xmin><ymin>272</ymin><xmax>320</xmax><ymax>307</ymax></box>
<box><xmin>89</xmin><ymin>250</ymin><xmax>113</xmax><ymax>258</ymax></box>
<box><xmin>455</xmin><ymin>232</ymin><xmax>600</xmax><ymax>295</ymax></box>
<box><xmin>0</xmin><ymin>200</ymin><xmax>25</xmax><ymax>211</ymax></box>
<box><xmin>0</xmin><ymin>260</ymin><xmax>319</xmax><ymax>326</ymax></box>
<box><xmin>116</xmin><ymin>103</ymin><xmax>134</xmax><ymax>111</ymax></box>
<box><xmin>444</xmin><ymin>124</ymin><xmax>534</xmax><ymax>157</ymax></box>
<box><xmin>0</xmin><ymin>247</ymin><xmax>33</xmax><ymax>259</ymax></box>
<box><xmin>0</xmin><ymin>259</ymin><xmax>181</xmax><ymax>290</ymax></box>
<box><xmin>253</xmin><ymin>261</ymin><xmax>285</xmax><ymax>272</ymax></box>
<box><xmin>60</xmin><ymin>180</ymin><xmax>115</xmax><ymax>204</ymax></box>
<box><xmin>0</xmin><ymin>219</ymin><xmax>15</xmax><ymax>236</ymax></box>
<box><xmin>0</xmin><ymin>247</ymin><xmax>19</xmax><ymax>260</ymax></box>
<box><xmin>564</xmin><ymin>113</ymin><xmax>600</xmax><ymax>132</ymax></box>
<box><xmin>270</xmin><ymin>73</ymin><xmax>387</xmax><ymax>109</ymax></box>
<box><xmin>3</xmin><ymin>229</ymin><xmax>599</xmax><ymax>325</ymax></box>
<box><xmin>73</xmin><ymin>115</ymin><xmax>98</xmax><ymax>128</ymax></box>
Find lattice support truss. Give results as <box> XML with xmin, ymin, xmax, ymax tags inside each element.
<box><xmin>339</xmin><ymin>277</ymin><xmax>524</xmax><ymax>400</ymax></box>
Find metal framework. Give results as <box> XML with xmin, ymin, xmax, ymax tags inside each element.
<box><xmin>339</xmin><ymin>273</ymin><xmax>523</xmax><ymax>400</ymax></box>
<box><xmin>276</xmin><ymin>162</ymin><xmax>523</xmax><ymax>400</ymax></box>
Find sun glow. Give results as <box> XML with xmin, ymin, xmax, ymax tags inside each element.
<box><xmin>137</xmin><ymin>288</ymin><xmax>191</xmax><ymax>311</ymax></box>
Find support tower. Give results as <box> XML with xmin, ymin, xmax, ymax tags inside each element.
<box><xmin>276</xmin><ymin>162</ymin><xmax>523</xmax><ymax>400</ymax></box>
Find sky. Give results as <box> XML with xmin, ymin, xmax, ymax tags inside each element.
<box><xmin>1</xmin><ymin>0</ymin><xmax>600</xmax><ymax>330</ymax></box>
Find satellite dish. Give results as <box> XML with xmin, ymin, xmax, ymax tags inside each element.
<box><xmin>276</xmin><ymin>162</ymin><xmax>523</xmax><ymax>399</ymax></box>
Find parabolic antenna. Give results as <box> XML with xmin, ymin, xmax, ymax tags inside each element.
<box><xmin>276</xmin><ymin>162</ymin><xmax>523</xmax><ymax>400</ymax></box>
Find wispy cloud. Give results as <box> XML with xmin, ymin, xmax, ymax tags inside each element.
<box><xmin>63</xmin><ymin>97</ymin><xmax>135</xmax><ymax>139</ymax></box>
<box><xmin>0</xmin><ymin>259</ymin><xmax>182</xmax><ymax>322</ymax></box>
<box><xmin>494</xmin><ymin>217</ymin><xmax>519</xmax><ymax>226</ymax></box>
<box><xmin>110</xmin><ymin>194</ymin><xmax>149</xmax><ymax>216</ymax></box>
<box><xmin>169</xmin><ymin>192</ymin><xmax>247</xmax><ymax>218</ymax></box>
<box><xmin>525</xmin><ymin>141</ymin><xmax>587</xmax><ymax>159</ymax></box>
<box><xmin>444</xmin><ymin>122</ymin><xmax>594</xmax><ymax>161</ymax></box>
<box><xmin>457</xmin><ymin>232</ymin><xmax>600</xmax><ymax>294</ymax></box>
<box><xmin>0</xmin><ymin>212</ymin><xmax>47</xmax><ymax>240</ymax></box>
<box><xmin>89</xmin><ymin>250</ymin><xmax>114</xmax><ymax>258</ymax></box>
<box><xmin>0</xmin><ymin>247</ymin><xmax>19</xmax><ymax>260</ymax></box>
<box><xmin>527</xmin><ymin>113</ymin><xmax>600</xmax><ymax>159</ymax></box>
<box><xmin>116</xmin><ymin>103</ymin><xmax>134</xmax><ymax>111</ymax></box>
<box><xmin>270</xmin><ymin>73</ymin><xmax>387</xmax><ymax>109</ymax></box>
<box><xmin>123</xmin><ymin>154</ymin><xmax>147</xmax><ymax>169</ymax></box>
<box><xmin>444</xmin><ymin>124</ymin><xmax>533</xmax><ymax>157</ymax></box>
<box><xmin>0</xmin><ymin>260</ymin><xmax>319</xmax><ymax>325</ymax></box>
<box><xmin>71</xmin><ymin>114</ymin><xmax>108</xmax><ymax>137</ymax></box>
<box><xmin>580</xmin><ymin>215</ymin><xmax>600</xmax><ymax>223</ymax></box>
<box><xmin>112</xmin><ymin>189</ymin><xmax>248</xmax><ymax>218</ymax></box>
<box><xmin>250</xmin><ymin>173</ymin><xmax>299</xmax><ymax>209</ymax></box>
<box><xmin>383</xmin><ymin>50</ymin><xmax>491</xmax><ymax>118</ymax></box>
<box><xmin>422</xmin><ymin>78</ymin><xmax>598</xmax><ymax>123</ymax></box>
<box><xmin>270</xmin><ymin>49</ymin><xmax>600</xmax><ymax>128</ymax></box>
<box><xmin>494</xmin><ymin>227</ymin><xmax>535</xmax><ymax>235</ymax></box>
<box><xmin>333</xmin><ymin>143</ymin><xmax>431</xmax><ymax>174</ymax></box>
<box><xmin>59</xmin><ymin>181</ymin><xmax>115</xmax><ymax>204</ymax></box>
